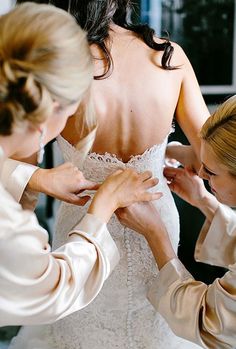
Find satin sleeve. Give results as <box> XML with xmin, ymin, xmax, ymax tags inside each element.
<box><xmin>0</xmin><ymin>187</ymin><xmax>120</xmax><ymax>326</ymax></box>
<box><xmin>148</xmin><ymin>205</ymin><xmax>236</xmax><ymax>349</ymax></box>
<box><xmin>1</xmin><ymin>158</ymin><xmax>39</xmax><ymax>209</ymax></box>
<box><xmin>195</xmin><ymin>204</ymin><xmax>236</xmax><ymax>268</ymax></box>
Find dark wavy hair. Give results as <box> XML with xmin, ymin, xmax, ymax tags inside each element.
<box><xmin>17</xmin><ymin>0</ymin><xmax>175</xmax><ymax>79</ymax></box>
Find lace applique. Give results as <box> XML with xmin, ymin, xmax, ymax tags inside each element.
<box><xmin>57</xmin><ymin>134</ymin><xmax>167</xmax><ymax>166</ymax></box>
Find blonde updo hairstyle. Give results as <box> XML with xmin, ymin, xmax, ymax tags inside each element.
<box><xmin>0</xmin><ymin>2</ymin><xmax>96</xmax><ymax>154</ymax></box>
<box><xmin>200</xmin><ymin>95</ymin><xmax>236</xmax><ymax>176</ymax></box>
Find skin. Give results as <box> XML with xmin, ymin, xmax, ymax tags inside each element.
<box><xmin>1</xmin><ymin>100</ymin><xmax>161</xmax><ymax>224</ymax></box>
<box><xmin>20</xmin><ymin>23</ymin><xmax>209</xmax><ymax>207</ymax></box>
<box><xmin>1</xmin><ymin>101</ymin><xmax>79</xmax><ymax>160</ymax></box>
<box><xmin>62</xmin><ymin>24</ymin><xmax>209</xmax><ymax>162</ymax></box>
<box><xmin>165</xmin><ymin>141</ymin><xmax>236</xmax><ymax>211</ymax></box>
<box><xmin>116</xmin><ymin>139</ymin><xmax>236</xmax><ymax>270</ymax></box>
<box><xmin>199</xmin><ymin>141</ymin><xmax>236</xmax><ymax>207</ymax></box>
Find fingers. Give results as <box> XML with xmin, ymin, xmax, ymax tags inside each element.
<box><xmin>77</xmin><ymin>180</ymin><xmax>100</xmax><ymax>192</ymax></box>
<box><xmin>167</xmin><ymin>180</ymin><xmax>178</xmax><ymax>193</ymax></box>
<box><xmin>165</xmin><ymin>166</ymin><xmax>198</xmax><ymax>181</ymax></box>
<box><xmin>164</xmin><ymin>167</ymin><xmax>189</xmax><ymax>185</ymax></box>
<box><xmin>109</xmin><ymin>169</ymin><xmax>125</xmax><ymax>178</ymax></box>
<box><xmin>152</xmin><ymin>192</ymin><xmax>163</xmax><ymax>200</ymax></box>
<box><xmin>108</xmin><ymin>169</ymin><xmax>155</xmax><ymax>183</ymax></box>
<box><xmin>69</xmin><ymin>195</ymin><xmax>91</xmax><ymax>206</ymax></box>
<box><xmin>185</xmin><ymin>165</ymin><xmax>197</xmax><ymax>175</ymax></box>
<box><xmin>141</xmin><ymin>191</ymin><xmax>163</xmax><ymax>202</ymax></box>
<box><xmin>126</xmin><ymin>169</ymin><xmax>158</xmax><ymax>187</ymax></box>
<box><xmin>142</xmin><ymin>177</ymin><xmax>159</xmax><ymax>189</ymax></box>
<box><xmin>163</xmin><ymin>166</ymin><xmax>182</xmax><ymax>178</ymax></box>
<box><xmin>164</xmin><ymin>167</ymin><xmax>177</xmax><ymax>184</ymax></box>
<box><xmin>115</xmin><ymin>207</ymin><xmax>125</xmax><ymax>220</ymax></box>
<box><xmin>139</xmin><ymin>170</ymin><xmax>153</xmax><ymax>182</ymax></box>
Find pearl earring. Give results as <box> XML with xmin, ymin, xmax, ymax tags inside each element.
<box><xmin>37</xmin><ymin>128</ymin><xmax>45</xmax><ymax>164</ymax></box>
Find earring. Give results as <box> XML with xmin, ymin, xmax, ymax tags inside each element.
<box><xmin>37</xmin><ymin>128</ymin><xmax>45</xmax><ymax>164</ymax></box>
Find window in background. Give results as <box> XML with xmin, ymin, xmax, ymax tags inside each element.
<box><xmin>141</xmin><ymin>0</ymin><xmax>236</xmax><ymax>95</ymax></box>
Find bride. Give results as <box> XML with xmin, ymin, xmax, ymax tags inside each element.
<box><xmin>10</xmin><ymin>0</ymin><xmax>209</xmax><ymax>348</ymax></box>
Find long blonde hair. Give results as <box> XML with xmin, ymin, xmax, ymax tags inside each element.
<box><xmin>0</xmin><ymin>2</ymin><xmax>96</xmax><ymax>154</ymax></box>
<box><xmin>200</xmin><ymin>95</ymin><xmax>236</xmax><ymax>176</ymax></box>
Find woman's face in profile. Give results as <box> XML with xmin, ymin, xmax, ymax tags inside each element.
<box><xmin>43</xmin><ymin>100</ymin><xmax>80</xmax><ymax>146</ymax></box>
<box><xmin>199</xmin><ymin>140</ymin><xmax>236</xmax><ymax>207</ymax></box>
<box><xmin>12</xmin><ymin>100</ymin><xmax>80</xmax><ymax>160</ymax></box>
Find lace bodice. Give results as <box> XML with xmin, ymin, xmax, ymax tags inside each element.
<box><xmin>9</xmin><ymin>135</ymin><xmax>201</xmax><ymax>349</ymax></box>
<box><xmin>57</xmin><ymin>134</ymin><xmax>168</xmax><ymax>181</ymax></box>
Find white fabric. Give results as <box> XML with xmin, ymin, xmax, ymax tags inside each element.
<box><xmin>1</xmin><ymin>158</ymin><xmax>38</xmax><ymax>203</ymax></box>
<box><xmin>195</xmin><ymin>204</ymin><xmax>236</xmax><ymax>267</ymax></box>
<box><xmin>9</xmin><ymin>136</ymin><xmax>201</xmax><ymax>348</ymax></box>
<box><xmin>148</xmin><ymin>205</ymin><xmax>236</xmax><ymax>348</ymax></box>
<box><xmin>0</xmin><ymin>147</ymin><xmax>119</xmax><ymax>327</ymax></box>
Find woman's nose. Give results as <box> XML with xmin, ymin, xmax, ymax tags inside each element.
<box><xmin>198</xmin><ymin>165</ymin><xmax>209</xmax><ymax>181</ymax></box>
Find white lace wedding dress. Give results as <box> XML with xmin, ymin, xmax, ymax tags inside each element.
<box><xmin>9</xmin><ymin>135</ymin><xmax>201</xmax><ymax>349</ymax></box>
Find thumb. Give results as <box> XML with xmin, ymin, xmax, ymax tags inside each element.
<box><xmin>152</xmin><ymin>192</ymin><xmax>163</xmax><ymax>201</ymax></box>
<box><xmin>70</xmin><ymin>195</ymin><xmax>91</xmax><ymax>206</ymax></box>
<box><xmin>77</xmin><ymin>180</ymin><xmax>101</xmax><ymax>192</ymax></box>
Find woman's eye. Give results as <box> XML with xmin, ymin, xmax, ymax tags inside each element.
<box><xmin>203</xmin><ymin>167</ymin><xmax>215</xmax><ymax>176</ymax></box>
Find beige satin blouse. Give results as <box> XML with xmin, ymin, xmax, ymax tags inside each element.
<box><xmin>0</xmin><ymin>149</ymin><xmax>120</xmax><ymax>326</ymax></box>
<box><xmin>148</xmin><ymin>204</ymin><xmax>236</xmax><ymax>349</ymax></box>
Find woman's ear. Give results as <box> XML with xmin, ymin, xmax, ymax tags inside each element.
<box><xmin>53</xmin><ymin>100</ymin><xmax>61</xmax><ymax>110</ymax></box>
<box><xmin>28</xmin><ymin>120</ymin><xmax>46</xmax><ymax>134</ymax></box>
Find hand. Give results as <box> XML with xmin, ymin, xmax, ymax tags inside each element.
<box><xmin>165</xmin><ymin>143</ymin><xmax>201</xmax><ymax>172</ymax></box>
<box><xmin>116</xmin><ymin>201</ymin><xmax>165</xmax><ymax>237</ymax></box>
<box><xmin>28</xmin><ymin>162</ymin><xmax>99</xmax><ymax>205</ymax></box>
<box><xmin>116</xmin><ymin>202</ymin><xmax>176</xmax><ymax>269</ymax></box>
<box><xmin>88</xmin><ymin>169</ymin><xmax>162</xmax><ymax>223</ymax></box>
<box><xmin>164</xmin><ymin>166</ymin><xmax>208</xmax><ymax>208</ymax></box>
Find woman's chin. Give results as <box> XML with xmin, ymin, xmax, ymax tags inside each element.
<box><xmin>11</xmin><ymin>150</ymin><xmax>37</xmax><ymax>161</ymax></box>
<box><xmin>212</xmin><ymin>191</ymin><xmax>221</xmax><ymax>203</ymax></box>
<box><xmin>215</xmin><ymin>193</ymin><xmax>236</xmax><ymax>207</ymax></box>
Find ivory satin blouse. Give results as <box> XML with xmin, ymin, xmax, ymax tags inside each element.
<box><xmin>148</xmin><ymin>204</ymin><xmax>236</xmax><ymax>349</ymax></box>
<box><xmin>0</xmin><ymin>149</ymin><xmax>120</xmax><ymax>326</ymax></box>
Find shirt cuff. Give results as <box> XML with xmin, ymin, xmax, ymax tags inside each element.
<box><xmin>1</xmin><ymin>159</ymin><xmax>38</xmax><ymax>202</ymax></box>
<box><xmin>68</xmin><ymin>213</ymin><xmax>120</xmax><ymax>276</ymax></box>
<box><xmin>148</xmin><ymin>258</ymin><xmax>192</xmax><ymax>309</ymax></box>
<box><xmin>195</xmin><ymin>204</ymin><xmax>235</xmax><ymax>267</ymax></box>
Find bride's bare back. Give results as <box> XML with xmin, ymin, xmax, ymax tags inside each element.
<box><xmin>62</xmin><ymin>24</ymin><xmax>209</xmax><ymax>162</ymax></box>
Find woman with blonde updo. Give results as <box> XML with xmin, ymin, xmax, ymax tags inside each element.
<box><xmin>117</xmin><ymin>95</ymin><xmax>236</xmax><ymax>348</ymax></box>
<box><xmin>0</xmin><ymin>3</ymin><xmax>160</xmax><ymax>326</ymax></box>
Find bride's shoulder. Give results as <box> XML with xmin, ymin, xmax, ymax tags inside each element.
<box><xmin>154</xmin><ymin>37</ymin><xmax>190</xmax><ymax>67</ymax></box>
